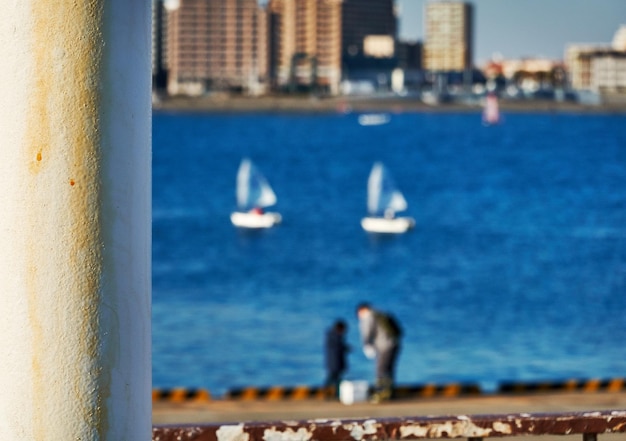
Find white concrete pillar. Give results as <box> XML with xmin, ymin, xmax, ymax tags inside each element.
<box><xmin>0</xmin><ymin>2</ymin><xmax>151</xmax><ymax>440</ymax></box>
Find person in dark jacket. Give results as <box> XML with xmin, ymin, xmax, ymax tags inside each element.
<box><xmin>324</xmin><ymin>320</ymin><xmax>349</xmax><ymax>397</ymax></box>
<box><xmin>356</xmin><ymin>302</ymin><xmax>402</xmax><ymax>403</ymax></box>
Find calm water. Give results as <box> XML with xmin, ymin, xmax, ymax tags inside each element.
<box><xmin>152</xmin><ymin>110</ymin><xmax>626</xmax><ymax>395</ymax></box>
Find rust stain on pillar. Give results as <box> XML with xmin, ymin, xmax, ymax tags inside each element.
<box><xmin>24</xmin><ymin>1</ymin><xmax>106</xmax><ymax>439</ymax></box>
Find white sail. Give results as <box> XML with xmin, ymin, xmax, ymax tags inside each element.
<box><xmin>367</xmin><ymin>162</ymin><xmax>407</xmax><ymax>216</ymax></box>
<box><xmin>236</xmin><ymin>158</ymin><xmax>277</xmax><ymax>209</ymax></box>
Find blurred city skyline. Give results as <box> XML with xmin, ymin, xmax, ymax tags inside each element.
<box><xmin>156</xmin><ymin>0</ymin><xmax>626</xmax><ymax>100</ymax></box>
<box><xmin>164</xmin><ymin>0</ymin><xmax>626</xmax><ymax>63</ymax></box>
<box><xmin>397</xmin><ymin>0</ymin><xmax>626</xmax><ymax>64</ymax></box>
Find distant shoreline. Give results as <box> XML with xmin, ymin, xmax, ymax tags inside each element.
<box><xmin>153</xmin><ymin>94</ymin><xmax>626</xmax><ymax>114</ymax></box>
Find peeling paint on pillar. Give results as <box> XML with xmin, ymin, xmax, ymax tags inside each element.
<box><xmin>0</xmin><ymin>1</ymin><xmax>150</xmax><ymax>440</ymax></box>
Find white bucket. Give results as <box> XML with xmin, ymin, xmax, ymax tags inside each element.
<box><xmin>339</xmin><ymin>380</ymin><xmax>369</xmax><ymax>405</ymax></box>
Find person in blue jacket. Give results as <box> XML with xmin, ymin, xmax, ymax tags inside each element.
<box><xmin>324</xmin><ymin>319</ymin><xmax>349</xmax><ymax>398</ymax></box>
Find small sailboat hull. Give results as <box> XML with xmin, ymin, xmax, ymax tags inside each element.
<box><xmin>230</xmin><ymin>211</ymin><xmax>282</xmax><ymax>229</ymax></box>
<box><xmin>361</xmin><ymin>216</ymin><xmax>415</xmax><ymax>234</ymax></box>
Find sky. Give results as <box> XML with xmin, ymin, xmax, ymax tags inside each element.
<box><xmin>397</xmin><ymin>0</ymin><xmax>626</xmax><ymax>65</ymax></box>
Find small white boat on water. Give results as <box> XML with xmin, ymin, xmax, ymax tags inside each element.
<box><xmin>361</xmin><ymin>162</ymin><xmax>415</xmax><ymax>234</ymax></box>
<box><xmin>230</xmin><ymin>158</ymin><xmax>282</xmax><ymax>229</ymax></box>
<box><xmin>358</xmin><ymin>113</ymin><xmax>390</xmax><ymax>126</ymax></box>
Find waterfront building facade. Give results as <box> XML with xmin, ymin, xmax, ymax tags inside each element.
<box><xmin>268</xmin><ymin>0</ymin><xmax>342</xmax><ymax>94</ymax></box>
<box><xmin>568</xmin><ymin>47</ymin><xmax>626</xmax><ymax>93</ymax></box>
<box><xmin>567</xmin><ymin>26</ymin><xmax>626</xmax><ymax>95</ymax></box>
<box><xmin>423</xmin><ymin>1</ymin><xmax>473</xmax><ymax>72</ymax></box>
<box><xmin>593</xmin><ymin>53</ymin><xmax>626</xmax><ymax>94</ymax></box>
<box><xmin>566</xmin><ymin>45</ymin><xmax>607</xmax><ymax>91</ymax></box>
<box><xmin>164</xmin><ymin>0</ymin><xmax>268</xmax><ymax>96</ymax></box>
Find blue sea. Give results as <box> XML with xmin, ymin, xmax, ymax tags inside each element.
<box><xmin>152</xmin><ymin>110</ymin><xmax>626</xmax><ymax>396</ymax></box>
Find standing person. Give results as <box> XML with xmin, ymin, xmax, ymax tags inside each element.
<box><xmin>324</xmin><ymin>319</ymin><xmax>349</xmax><ymax>398</ymax></box>
<box><xmin>356</xmin><ymin>303</ymin><xmax>402</xmax><ymax>403</ymax></box>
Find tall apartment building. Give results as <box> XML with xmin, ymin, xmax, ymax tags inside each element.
<box><xmin>423</xmin><ymin>1</ymin><xmax>473</xmax><ymax>72</ymax></box>
<box><xmin>341</xmin><ymin>0</ymin><xmax>396</xmax><ymax>59</ymax></box>
<box><xmin>164</xmin><ymin>0</ymin><xmax>268</xmax><ymax>96</ymax></box>
<box><xmin>268</xmin><ymin>0</ymin><xmax>342</xmax><ymax>94</ymax></box>
<box><xmin>153</xmin><ymin>1</ymin><xmax>168</xmax><ymax>92</ymax></box>
<box><xmin>340</xmin><ymin>0</ymin><xmax>397</xmax><ymax>89</ymax></box>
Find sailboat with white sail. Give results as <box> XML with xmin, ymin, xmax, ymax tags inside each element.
<box><xmin>361</xmin><ymin>162</ymin><xmax>415</xmax><ymax>233</ymax></box>
<box><xmin>230</xmin><ymin>158</ymin><xmax>282</xmax><ymax>228</ymax></box>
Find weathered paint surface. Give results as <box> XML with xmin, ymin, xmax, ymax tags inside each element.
<box><xmin>345</xmin><ymin>420</ymin><xmax>379</xmax><ymax>440</ymax></box>
<box><xmin>217</xmin><ymin>424</ymin><xmax>250</xmax><ymax>441</ymax></box>
<box><xmin>263</xmin><ymin>427</ymin><xmax>314</xmax><ymax>441</ymax></box>
<box><xmin>0</xmin><ymin>1</ymin><xmax>151</xmax><ymax>440</ymax></box>
<box><xmin>152</xmin><ymin>410</ymin><xmax>626</xmax><ymax>441</ymax></box>
<box><xmin>26</xmin><ymin>3</ymin><xmax>105</xmax><ymax>440</ymax></box>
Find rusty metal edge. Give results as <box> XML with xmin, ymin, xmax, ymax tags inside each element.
<box><xmin>152</xmin><ymin>409</ymin><xmax>626</xmax><ymax>441</ymax></box>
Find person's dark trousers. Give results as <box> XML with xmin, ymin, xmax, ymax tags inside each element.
<box><xmin>325</xmin><ymin>372</ymin><xmax>343</xmax><ymax>399</ymax></box>
<box><xmin>375</xmin><ymin>345</ymin><xmax>400</xmax><ymax>400</ymax></box>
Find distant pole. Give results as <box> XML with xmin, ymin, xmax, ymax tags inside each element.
<box><xmin>0</xmin><ymin>2</ymin><xmax>151</xmax><ymax>440</ymax></box>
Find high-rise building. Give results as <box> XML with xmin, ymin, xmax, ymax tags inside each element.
<box><xmin>396</xmin><ymin>41</ymin><xmax>422</xmax><ymax>71</ymax></box>
<box><xmin>340</xmin><ymin>0</ymin><xmax>397</xmax><ymax>89</ymax></box>
<box><xmin>268</xmin><ymin>0</ymin><xmax>342</xmax><ymax>94</ymax></box>
<box><xmin>341</xmin><ymin>0</ymin><xmax>396</xmax><ymax>59</ymax></box>
<box><xmin>152</xmin><ymin>1</ymin><xmax>168</xmax><ymax>93</ymax></box>
<box><xmin>164</xmin><ymin>0</ymin><xmax>268</xmax><ymax>96</ymax></box>
<box><xmin>423</xmin><ymin>1</ymin><xmax>473</xmax><ymax>72</ymax></box>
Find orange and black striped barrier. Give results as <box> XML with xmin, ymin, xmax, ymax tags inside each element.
<box><xmin>393</xmin><ymin>383</ymin><xmax>482</xmax><ymax>399</ymax></box>
<box><xmin>152</xmin><ymin>387</ymin><xmax>211</xmax><ymax>403</ymax></box>
<box><xmin>223</xmin><ymin>382</ymin><xmax>482</xmax><ymax>401</ymax></box>
<box><xmin>223</xmin><ymin>385</ymin><xmax>330</xmax><ymax>401</ymax></box>
<box><xmin>152</xmin><ymin>378</ymin><xmax>626</xmax><ymax>402</ymax></box>
<box><xmin>498</xmin><ymin>378</ymin><xmax>625</xmax><ymax>394</ymax></box>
